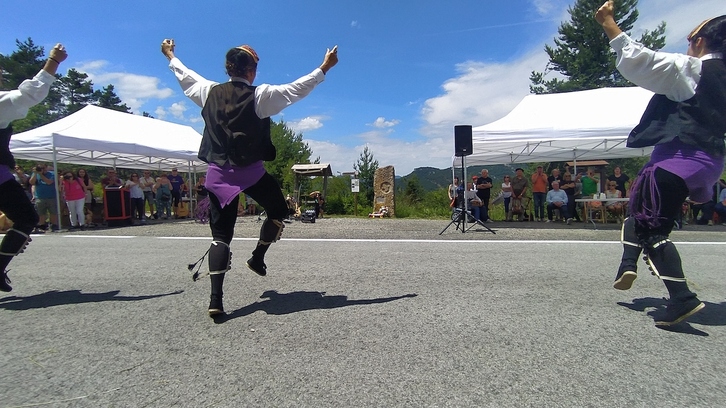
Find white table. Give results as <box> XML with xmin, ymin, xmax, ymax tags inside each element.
<box><xmin>575</xmin><ymin>198</ymin><xmax>630</xmax><ymax>228</ymax></box>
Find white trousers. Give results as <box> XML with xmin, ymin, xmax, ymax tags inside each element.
<box><xmin>66</xmin><ymin>198</ymin><xmax>85</xmax><ymax>227</ymax></box>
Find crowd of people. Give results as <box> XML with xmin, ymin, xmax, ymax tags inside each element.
<box><xmin>447</xmin><ymin>165</ymin><xmax>636</xmax><ymax>224</ymax></box>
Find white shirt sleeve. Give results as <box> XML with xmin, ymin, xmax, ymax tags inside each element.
<box><xmin>168</xmin><ymin>57</ymin><xmax>219</xmax><ymax>108</ymax></box>
<box><xmin>254</xmin><ymin>68</ymin><xmax>326</xmax><ymax>118</ymax></box>
<box><xmin>0</xmin><ymin>69</ymin><xmax>56</xmax><ymax>128</ymax></box>
<box><xmin>610</xmin><ymin>32</ymin><xmax>701</xmax><ymax>102</ymax></box>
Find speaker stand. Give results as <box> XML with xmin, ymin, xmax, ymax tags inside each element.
<box><xmin>439</xmin><ymin>155</ymin><xmax>495</xmax><ymax>235</ymax></box>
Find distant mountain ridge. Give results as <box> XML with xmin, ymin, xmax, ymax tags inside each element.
<box><xmin>399</xmin><ymin>164</ymin><xmax>517</xmax><ymax>192</ymax></box>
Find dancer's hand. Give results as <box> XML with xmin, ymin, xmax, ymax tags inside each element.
<box><xmin>161</xmin><ymin>39</ymin><xmax>176</xmax><ymax>60</ymax></box>
<box><xmin>595</xmin><ymin>1</ymin><xmax>614</xmax><ymax>25</ymax></box>
<box><xmin>320</xmin><ymin>45</ymin><xmax>338</xmax><ymax>74</ymax></box>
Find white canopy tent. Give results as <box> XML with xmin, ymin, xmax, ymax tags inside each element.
<box><xmin>9</xmin><ymin>105</ymin><xmax>205</xmax><ymax>225</ymax></box>
<box><xmin>458</xmin><ymin>87</ymin><xmax>655</xmax><ymax>167</ymax></box>
<box><xmin>10</xmin><ymin>105</ymin><xmax>205</xmax><ymax>171</ymax></box>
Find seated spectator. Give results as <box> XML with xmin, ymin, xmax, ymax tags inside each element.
<box><xmin>463</xmin><ymin>182</ymin><xmax>482</xmax><ymax>221</ymax></box>
<box><xmin>545</xmin><ymin>181</ymin><xmax>571</xmax><ymax>224</ymax></box>
<box><xmin>604</xmin><ymin>181</ymin><xmax>624</xmax><ymax>221</ymax></box>
<box><xmin>713</xmin><ymin>187</ymin><xmax>726</xmax><ymax>225</ymax></box>
<box><xmin>153</xmin><ymin>173</ymin><xmax>173</xmax><ymax>219</ymax></box>
<box><xmin>607</xmin><ymin>166</ymin><xmax>630</xmax><ymax>198</ymax></box>
<box><xmin>101</xmin><ymin>169</ymin><xmax>123</xmax><ymax>188</ymax></box>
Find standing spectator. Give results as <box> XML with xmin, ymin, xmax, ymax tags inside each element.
<box><xmin>607</xmin><ymin>166</ymin><xmax>630</xmax><ymax>198</ymax></box>
<box><xmin>597</xmin><ymin>3</ymin><xmax>725</xmax><ymax>325</ymax></box>
<box><xmin>125</xmin><ymin>173</ymin><xmax>146</xmax><ymax>224</ymax></box>
<box><xmin>581</xmin><ymin>167</ymin><xmax>600</xmax><ymax>197</ymax></box>
<box><xmin>510</xmin><ymin>167</ymin><xmax>529</xmax><ymax>221</ymax></box>
<box><xmin>139</xmin><ymin>170</ymin><xmax>156</xmax><ymax>219</ymax></box>
<box><xmin>153</xmin><ymin>173</ymin><xmax>173</xmax><ymax>219</ymax></box>
<box><xmin>501</xmin><ymin>175</ymin><xmax>513</xmax><ymax>221</ymax></box>
<box><xmin>547</xmin><ymin>168</ymin><xmax>562</xmax><ymax>190</ymax></box>
<box><xmin>531</xmin><ymin>165</ymin><xmax>547</xmax><ymax>221</ymax></box>
<box><xmin>194</xmin><ymin>175</ymin><xmax>210</xmax><ymax>223</ymax></box>
<box><xmin>76</xmin><ymin>168</ymin><xmax>94</xmax><ymax>214</ymax></box>
<box><xmin>545</xmin><ymin>181</ymin><xmax>571</xmax><ymax>224</ymax></box>
<box><xmin>167</xmin><ymin>167</ymin><xmax>186</xmax><ymax>215</ymax></box>
<box><xmin>315</xmin><ymin>193</ymin><xmax>325</xmax><ymax>218</ymax></box>
<box><xmin>60</xmin><ymin>170</ymin><xmax>86</xmax><ymax>230</ymax></box>
<box><xmin>475</xmin><ymin>169</ymin><xmax>493</xmax><ymax>222</ymax></box>
<box><xmin>448</xmin><ymin>176</ymin><xmax>460</xmax><ymax>209</ymax></box>
<box><xmin>101</xmin><ymin>169</ymin><xmax>123</xmax><ymax>188</ymax></box>
<box><xmin>29</xmin><ymin>163</ymin><xmax>59</xmax><ymax>231</ymax></box>
<box><xmin>13</xmin><ymin>165</ymin><xmax>32</xmax><ymax>200</ymax></box>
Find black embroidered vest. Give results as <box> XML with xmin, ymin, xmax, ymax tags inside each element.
<box><xmin>0</xmin><ymin>124</ymin><xmax>15</xmax><ymax>167</ymax></box>
<box><xmin>627</xmin><ymin>58</ymin><xmax>726</xmax><ymax>156</ymax></box>
<box><xmin>198</xmin><ymin>82</ymin><xmax>275</xmax><ymax>167</ymax></box>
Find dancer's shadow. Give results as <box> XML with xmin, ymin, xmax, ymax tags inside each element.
<box><xmin>617</xmin><ymin>297</ymin><xmax>726</xmax><ymax>336</ymax></box>
<box><xmin>215</xmin><ymin>290</ymin><xmax>418</xmax><ymax>323</ymax></box>
<box><xmin>0</xmin><ymin>289</ymin><xmax>184</xmax><ymax>311</ymax></box>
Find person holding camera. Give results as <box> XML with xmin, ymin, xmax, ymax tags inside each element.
<box><xmin>0</xmin><ymin>43</ymin><xmax>67</xmax><ymax>291</ymax></box>
<box><xmin>29</xmin><ymin>163</ymin><xmax>59</xmax><ymax>231</ymax></box>
<box><xmin>61</xmin><ymin>170</ymin><xmax>87</xmax><ymax>230</ymax></box>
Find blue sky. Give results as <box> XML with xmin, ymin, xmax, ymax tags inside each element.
<box><xmin>2</xmin><ymin>0</ymin><xmax>724</xmax><ymax>175</ymax></box>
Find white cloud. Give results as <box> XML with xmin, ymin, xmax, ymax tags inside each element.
<box><xmin>288</xmin><ymin>116</ymin><xmax>325</xmax><ymax>133</ymax></box>
<box><xmin>168</xmin><ymin>102</ymin><xmax>187</xmax><ymax>119</ymax></box>
<box><xmin>75</xmin><ymin>60</ymin><xmax>174</xmax><ymax>113</ymax></box>
<box><xmin>369</xmin><ymin>117</ymin><xmax>400</xmax><ymax>128</ymax></box>
<box><xmin>351</xmin><ymin>20</ymin><xmax>360</xmax><ymax>28</ymax></box>
<box><xmin>637</xmin><ymin>0</ymin><xmax>726</xmax><ymax>52</ymax></box>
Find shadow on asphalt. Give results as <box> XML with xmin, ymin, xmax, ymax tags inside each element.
<box><xmin>617</xmin><ymin>297</ymin><xmax>726</xmax><ymax>336</ymax></box>
<box><xmin>0</xmin><ymin>289</ymin><xmax>184</xmax><ymax>311</ymax></box>
<box><xmin>213</xmin><ymin>290</ymin><xmax>418</xmax><ymax>324</ymax></box>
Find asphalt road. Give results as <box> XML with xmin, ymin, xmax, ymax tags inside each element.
<box><xmin>1</xmin><ymin>218</ymin><xmax>725</xmax><ymax>407</ymax></box>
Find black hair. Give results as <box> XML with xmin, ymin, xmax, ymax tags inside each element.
<box><xmin>225</xmin><ymin>48</ymin><xmax>257</xmax><ymax>78</ymax></box>
<box><xmin>695</xmin><ymin>15</ymin><xmax>726</xmax><ymax>55</ymax></box>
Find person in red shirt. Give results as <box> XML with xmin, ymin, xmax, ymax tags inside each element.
<box><xmin>530</xmin><ymin>166</ymin><xmax>548</xmax><ymax>222</ymax></box>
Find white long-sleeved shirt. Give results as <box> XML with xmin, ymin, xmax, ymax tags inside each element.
<box><xmin>168</xmin><ymin>57</ymin><xmax>325</xmax><ymax>119</ymax></box>
<box><xmin>546</xmin><ymin>189</ymin><xmax>568</xmax><ymax>205</ymax></box>
<box><xmin>0</xmin><ymin>69</ymin><xmax>56</xmax><ymax>128</ymax></box>
<box><xmin>610</xmin><ymin>32</ymin><xmax>723</xmax><ymax>102</ymax></box>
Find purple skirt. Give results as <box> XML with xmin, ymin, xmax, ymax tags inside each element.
<box><xmin>205</xmin><ymin>161</ymin><xmax>265</xmax><ymax>208</ymax></box>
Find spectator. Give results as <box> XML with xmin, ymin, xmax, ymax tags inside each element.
<box><xmin>546</xmin><ymin>181</ymin><xmax>571</xmax><ymax>224</ymax></box>
<box><xmin>475</xmin><ymin>169</ymin><xmax>493</xmax><ymax>223</ymax></box>
<box><xmin>448</xmin><ymin>176</ymin><xmax>460</xmax><ymax>209</ymax></box>
<box><xmin>464</xmin><ymin>182</ymin><xmax>482</xmax><ymax>221</ymax></box>
<box><xmin>501</xmin><ymin>175</ymin><xmax>513</xmax><ymax>221</ymax></box>
<box><xmin>195</xmin><ymin>175</ymin><xmax>208</xmax><ymax>199</ymax></box>
<box><xmin>167</xmin><ymin>167</ymin><xmax>186</xmax><ymax>215</ymax></box>
<box><xmin>561</xmin><ymin>172</ymin><xmax>581</xmax><ymax>222</ymax></box>
<box><xmin>28</xmin><ymin>163</ymin><xmax>58</xmax><ymax>231</ymax></box>
<box><xmin>510</xmin><ymin>167</ymin><xmax>529</xmax><ymax>221</ymax></box>
<box><xmin>153</xmin><ymin>173</ymin><xmax>173</xmax><ymax>219</ymax></box>
<box><xmin>607</xmin><ymin>166</ymin><xmax>630</xmax><ymax>198</ymax></box>
<box><xmin>713</xmin><ymin>186</ymin><xmax>726</xmax><ymax>224</ymax></box>
<box><xmin>13</xmin><ymin>165</ymin><xmax>32</xmax><ymax>200</ymax></box>
<box><xmin>547</xmin><ymin>168</ymin><xmax>562</xmax><ymax>190</ymax></box>
<box><xmin>581</xmin><ymin>167</ymin><xmax>599</xmax><ymax>197</ymax></box>
<box><xmin>76</xmin><ymin>168</ymin><xmax>94</xmax><ymax>214</ymax></box>
<box><xmin>60</xmin><ymin>170</ymin><xmax>86</xmax><ymax>230</ymax></box>
<box><xmin>531</xmin><ymin>165</ymin><xmax>547</xmax><ymax>221</ymax></box>
<box><xmin>101</xmin><ymin>169</ymin><xmax>123</xmax><ymax>188</ymax></box>
<box><xmin>247</xmin><ymin>194</ymin><xmax>258</xmax><ymax>216</ymax></box>
<box><xmin>139</xmin><ymin>170</ymin><xmax>156</xmax><ymax>219</ymax></box>
<box><xmin>125</xmin><ymin>173</ymin><xmax>147</xmax><ymax>224</ymax></box>
<box><xmin>604</xmin><ymin>180</ymin><xmax>624</xmax><ymax>221</ymax></box>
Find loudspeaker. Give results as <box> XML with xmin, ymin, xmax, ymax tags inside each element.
<box><xmin>454</xmin><ymin>125</ymin><xmax>473</xmax><ymax>157</ymax></box>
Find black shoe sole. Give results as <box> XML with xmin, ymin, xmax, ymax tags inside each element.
<box><xmin>613</xmin><ymin>271</ymin><xmax>637</xmax><ymax>290</ymax></box>
<box><xmin>655</xmin><ymin>302</ymin><xmax>705</xmax><ymax>326</ymax></box>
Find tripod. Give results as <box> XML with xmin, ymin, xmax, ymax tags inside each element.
<box><xmin>439</xmin><ymin>155</ymin><xmax>496</xmax><ymax>235</ymax></box>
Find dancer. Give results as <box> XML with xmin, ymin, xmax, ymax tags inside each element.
<box><xmin>161</xmin><ymin>39</ymin><xmax>338</xmax><ymax>316</ymax></box>
<box><xmin>596</xmin><ymin>2</ymin><xmax>726</xmax><ymax>326</ymax></box>
<box><xmin>0</xmin><ymin>43</ymin><xmax>67</xmax><ymax>291</ymax></box>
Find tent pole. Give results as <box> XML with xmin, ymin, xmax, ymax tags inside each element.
<box><xmin>52</xmin><ymin>135</ymin><xmax>62</xmax><ymax>230</ymax></box>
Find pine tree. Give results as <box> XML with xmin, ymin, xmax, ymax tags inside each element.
<box><xmin>529</xmin><ymin>0</ymin><xmax>666</xmax><ymax>94</ymax></box>
<box><xmin>354</xmin><ymin>145</ymin><xmax>379</xmax><ymax>205</ymax></box>
<box><xmin>94</xmin><ymin>84</ymin><xmax>131</xmax><ymax>113</ymax></box>
<box><xmin>56</xmin><ymin>69</ymin><xmax>97</xmax><ymax>115</ymax></box>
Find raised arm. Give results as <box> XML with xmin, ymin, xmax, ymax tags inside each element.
<box><xmin>254</xmin><ymin>45</ymin><xmax>339</xmax><ymax>118</ymax></box>
<box><xmin>161</xmin><ymin>39</ymin><xmax>218</xmax><ymax>108</ymax></box>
